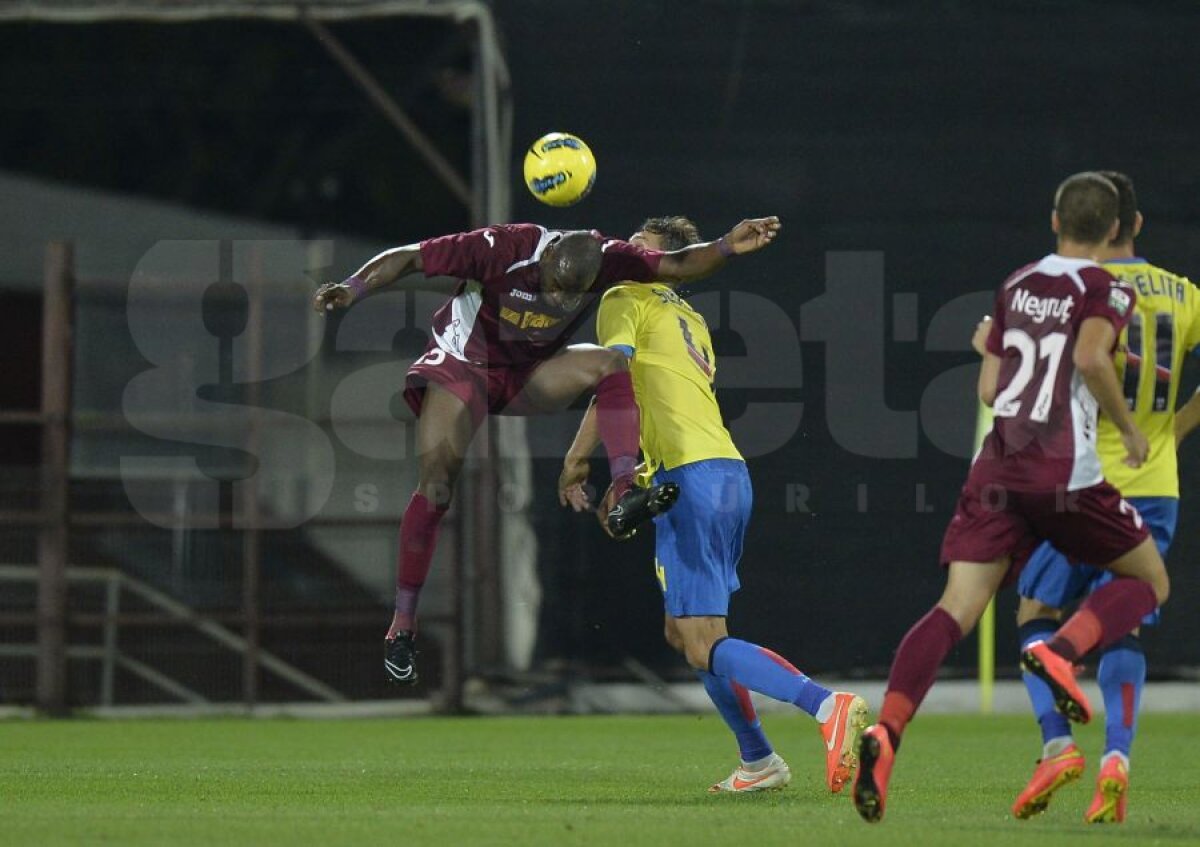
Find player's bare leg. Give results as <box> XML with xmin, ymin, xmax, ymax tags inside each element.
<box><xmin>516</xmin><ymin>344</ymin><xmax>678</xmax><ymax>537</ymax></box>
<box><xmin>666</xmin><ymin>616</ymin><xmax>787</xmax><ymax>793</ymax></box>
<box><xmin>855</xmin><ymin>559</ymin><xmax>1009</xmax><ymax>822</ymax></box>
<box><xmin>671</xmin><ymin>615</ymin><xmax>866</xmax><ymax>794</ymax></box>
<box><xmin>385</xmin><ymin>383</ymin><xmax>479</xmax><ymax>685</ymax></box>
<box><xmin>1022</xmin><ymin>538</ymin><xmax>1166</xmax><ymax>723</ymax></box>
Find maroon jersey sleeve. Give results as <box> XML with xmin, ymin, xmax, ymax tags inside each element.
<box><xmin>594</xmin><ymin>236</ymin><xmax>664</xmax><ymax>288</ymax></box>
<box><xmin>1078</xmin><ymin>267</ymin><xmax>1136</xmax><ymax>339</ymax></box>
<box><xmin>420</xmin><ymin>223</ymin><xmax>543</xmax><ymax>281</ymax></box>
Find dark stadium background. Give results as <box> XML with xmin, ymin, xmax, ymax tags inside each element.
<box><xmin>3</xmin><ymin>1</ymin><xmax>1198</xmax><ymax>700</ymax></box>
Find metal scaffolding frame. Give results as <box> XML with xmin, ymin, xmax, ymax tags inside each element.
<box><xmin>0</xmin><ymin>2</ymin><xmax>517</xmax><ymax>714</ymax></box>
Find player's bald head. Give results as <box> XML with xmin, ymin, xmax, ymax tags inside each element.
<box><xmin>543</xmin><ymin>231</ymin><xmax>602</xmax><ymax>294</ymax></box>
<box><xmin>1054</xmin><ymin>172</ymin><xmax>1119</xmax><ymax>244</ymax></box>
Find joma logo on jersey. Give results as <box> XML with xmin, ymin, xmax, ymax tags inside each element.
<box><xmin>1011</xmin><ymin>289</ymin><xmax>1074</xmax><ymax>324</ymax></box>
<box><xmin>508</xmin><ymin>289</ymin><xmax>536</xmax><ymax>302</ymax></box>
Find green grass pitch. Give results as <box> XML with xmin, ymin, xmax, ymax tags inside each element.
<box><xmin>4</xmin><ymin>713</ymin><xmax>1199</xmax><ymax>845</ymax></box>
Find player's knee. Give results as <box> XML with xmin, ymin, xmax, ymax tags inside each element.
<box><xmin>680</xmin><ymin>630</ymin><xmax>720</xmax><ymax>671</ymax></box>
<box><xmin>1151</xmin><ymin>571</ymin><xmax>1170</xmax><ymax>607</ymax></box>
<box><xmin>417</xmin><ymin>480</ymin><xmax>454</xmax><ymax>507</ymax></box>
<box><xmin>663</xmin><ymin>623</ymin><xmax>685</xmax><ymax>655</ymax></box>
<box><xmin>937</xmin><ymin>596</ymin><xmax>985</xmax><ymax>638</ymax></box>
<box><xmin>1016</xmin><ymin>598</ymin><xmax>1062</xmax><ymax>626</ymax></box>
<box><xmin>416</xmin><ymin>465</ymin><xmax>459</xmax><ymax>508</ymax></box>
<box><xmin>417</xmin><ymin>452</ymin><xmax>464</xmax><ymax>507</ymax></box>
<box><xmin>683</xmin><ymin>641</ymin><xmax>711</xmax><ymax>671</ymax></box>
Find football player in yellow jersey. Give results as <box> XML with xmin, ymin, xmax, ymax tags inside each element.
<box><xmin>557</xmin><ymin>217</ymin><xmax>867</xmax><ymax>796</ymax></box>
<box><xmin>1007</xmin><ymin>172</ymin><xmax>1200</xmax><ymax>823</ymax></box>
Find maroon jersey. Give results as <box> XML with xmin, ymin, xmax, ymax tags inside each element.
<box><xmin>973</xmin><ymin>254</ymin><xmax>1136</xmax><ymax>492</ymax></box>
<box><xmin>418</xmin><ymin>223</ymin><xmax>664</xmax><ymax>368</ymax></box>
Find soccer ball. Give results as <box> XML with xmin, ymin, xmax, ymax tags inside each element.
<box><xmin>522</xmin><ymin>132</ymin><xmax>596</xmax><ymax>207</ymax></box>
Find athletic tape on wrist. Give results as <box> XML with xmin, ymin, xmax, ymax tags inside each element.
<box><xmin>344</xmin><ymin>275</ymin><xmax>369</xmax><ymax>300</ymax></box>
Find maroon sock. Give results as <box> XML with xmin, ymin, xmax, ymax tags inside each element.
<box><xmin>387</xmin><ymin>492</ymin><xmax>449</xmax><ymax>637</ymax></box>
<box><xmin>879</xmin><ymin>606</ymin><xmax>963</xmax><ymax>744</ymax></box>
<box><xmin>594</xmin><ymin>371</ymin><xmax>640</xmax><ymax>492</ymax></box>
<box><xmin>1049</xmin><ymin>578</ymin><xmax>1157</xmax><ymax>662</ymax></box>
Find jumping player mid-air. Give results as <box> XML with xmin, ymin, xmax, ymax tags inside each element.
<box><xmin>850</xmin><ymin>172</ymin><xmax>1170</xmax><ymax>823</ymax></box>
<box><xmin>558</xmin><ymin>216</ymin><xmax>867</xmax><ymax>795</ymax></box>
<box><xmin>313</xmin><ymin>216</ymin><xmax>780</xmax><ymax>685</ymax></box>
<box><xmin>1001</xmin><ymin>172</ymin><xmax>1200</xmax><ymax>824</ymax></box>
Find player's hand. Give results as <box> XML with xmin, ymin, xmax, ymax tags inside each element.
<box><xmin>1121</xmin><ymin>426</ymin><xmax>1150</xmax><ymax>468</ymax></box>
<box><xmin>971</xmin><ymin>316</ymin><xmax>992</xmax><ymax>356</ymax></box>
<box><xmin>558</xmin><ymin>458</ymin><xmax>592</xmax><ymax>511</ymax></box>
<box><xmin>596</xmin><ymin>481</ymin><xmax>619</xmax><ymax>538</ymax></box>
<box><xmin>312</xmin><ymin>282</ymin><xmax>356</xmax><ymax>315</ymax></box>
<box><xmin>723</xmin><ymin>217</ymin><xmax>781</xmax><ymax>255</ymax></box>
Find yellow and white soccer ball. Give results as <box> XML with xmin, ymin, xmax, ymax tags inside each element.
<box><xmin>523</xmin><ymin>132</ymin><xmax>596</xmax><ymax>207</ymax></box>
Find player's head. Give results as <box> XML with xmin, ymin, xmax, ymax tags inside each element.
<box><xmin>630</xmin><ymin>216</ymin><xmax>701</xmax><ymax>251</ymax></box>
<box><xmin>1098</xmin><ymin>170</ymin><xmax>1143</xmax><ymax>247</ymax></box>
<box><xmin>1051</xmin><ymin>171</ymin><xmax>1120</xmax><ymax>246</ymax></box>
<box><xmin>540</xmin><ymin>231</ymin><xmax>602</xmax><ymax>310</ymax></box>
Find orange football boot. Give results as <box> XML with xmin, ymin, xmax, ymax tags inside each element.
<box><xmin>1084</xmin><ymin>755</ymin><xmax>1129</xmax><ymax>824</ymax></box>
<box><xmin>820</xmin><ymin>692</ymin><xmax>870</xmax><ymax>793</ymax></box>
<box><xmin>1011</xmin><ymin>743</ymin><xmax>1085</xmax><ymax>819</ymax></box>
<box><xmin>852</xmin><ymin>724</ymin><xmax>895</xmax><ymax>823</ymax></box>
<box><xmin>1021</xmin><ymin>641</ymin><xmax>1092</xmax><ymax>724</ymax></box>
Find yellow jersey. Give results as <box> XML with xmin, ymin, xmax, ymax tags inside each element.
<box><xmin>596</xmin><ymin>282</ymin><xmax>742</xmax><ymax>473</ymax></box>
<box><xmin>1098</xmin><ymin>258</ymin><xmax>1200</xmax><ymax>497</ymax></box>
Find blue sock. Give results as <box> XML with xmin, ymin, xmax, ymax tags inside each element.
<box><xmin>1018</xmin><ymin>619</ymin><xmax>1072</xmax><ymax>745</ymax></box>
<box><xmin>1098</xmin><ymin>635</ymin><xmax>1145</xmax><ymax>758</ymax></box>
<box><xmin>698</xmin><ymin>670</ymin><xmax>773</xmax><ymax>763</ymax></box>
<box><xmin>710</xmin><ymin>638</ymin><xmax>832</xmax><ymax>717</ymax></box>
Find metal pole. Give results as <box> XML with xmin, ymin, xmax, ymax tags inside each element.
<box><xmin>242</xmin><ymin>245</ymin><xmax>264</xmax><ymax>708</ymax></box>
<box><xmin>36</xmin><ymin>241</ymin><xmax>74</xmax><ymax>715</ymax></box>
<box><xmin>100</xmin><ymin>573</ymin><xmax>119</xmax><ymax>707</ymax></box>
<box><xmin>299</xmin><ymin>10</ymin><xmax>474</xmax><ymax>211</ymax></box>
<box><xmin>443</xmin><ymin>503</ymin><xmax>464</xmax><ymax>714</ymax></box>
<box><xmin>974</xmin><ymin>400</ymin><xmax>996</xmax><ymax>714</ymax></box>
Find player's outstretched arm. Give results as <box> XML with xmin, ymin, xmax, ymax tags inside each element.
<box><xmin>971</xmin><ymin>316</ymin><xmax>992</xmax><ymax>356</ymax></box>
<box><xmin>1176</xmin><ymin>387</ymin><xmax>1200</xmax><ymax>448</ymax></box>
<box><xmin>977</xmin><ymin>353</ymin><xmax>1000</xmax><ymax>407</ymax></box>
<box><xmin>656</xmin><ymin>216</ymin><xmax>781</xmax><ymax>284</ymax></box>
<box><xmin>312</xmin><ymin>244</ymin><xmax>424</xmax><ymax>314</ymax></box>
<box><xmin>1075</xmin><ymin>316</ymin><xmax>1149</xmax><ymax>467</ymax></box>
<box><xmin>559</xmin><ymin>397</ymin><xmax>600</xmax><ymax>511</ymax></box>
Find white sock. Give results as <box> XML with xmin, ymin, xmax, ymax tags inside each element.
<box><xmin>741</xmin><ymin>752</ymin><xmax>777</xmax><ymax>772</ymax></box>
<box><xmin>1043</xmin><ymin>736</ymin><xmax>1074</xmax><ymax>758</ymax></box>
<box><xmin>813</xmin><ymin>694</ymin><xmax>835</xmax><ymax>723</ymax></box>
<box><xmin>1101</xmin><ymin>750</ymin><xmax>1130</xmax><ymax>772</ymax></box>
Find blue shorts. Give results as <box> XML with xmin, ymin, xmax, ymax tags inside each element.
<box><xmin>1018</xmin><ymin>496</ymin><xmax>1177</xmax><ymax>627</ymax></box>
<box><xmin>652</xmin><ymin>459</ymin><xmax>752</xmax><ymax>618</ymax></box>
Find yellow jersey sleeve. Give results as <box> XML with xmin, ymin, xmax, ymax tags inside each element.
<box><xmin>596</xmin><ymin>287</ymin><xmax>643</xmax><ymax>350</ymax></box>
<box><xmin>1185</xmin><ymin>278</ymin><xmax>1200</xmax><ymax>354</ymax></box>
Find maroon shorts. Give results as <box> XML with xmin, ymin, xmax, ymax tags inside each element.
<box><xmin>940</xmin><ymin>480</ymin><xmax>1149</xmax><ymax>586</ymax></box>
<box><xmin>403</xmin><ymin>347</ymin><xmax>544</xmax><ymax>426</ymax></box>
